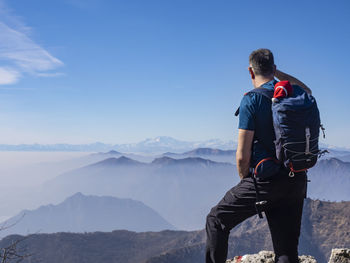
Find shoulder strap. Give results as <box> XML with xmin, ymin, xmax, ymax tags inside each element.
<box><xmin>247</xmin><ymin>88</ymin><xmax>273</xmax><ymax>100</ymax></box>
<box><xmin>235</xmin><ymin>88</ymin><xmax>273</xmax><ymax>116</ymax></box>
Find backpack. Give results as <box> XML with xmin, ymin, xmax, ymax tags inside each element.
<box><xmin>236</xmin><ymin>82</ymin><xmax>326</xmax><ymax>178</ymax></box>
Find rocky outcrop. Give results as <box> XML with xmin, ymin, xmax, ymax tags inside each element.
<box><xmin>226</xmin><ymin>251</ymin><xmax>317</xmax><ymax>263</ymax></box>
<box><xmin>226</xmin><ymin>248</ymin><xmax>350</xmax><ymax>263</ymax></box>
<box><xmin>328</xmin><ymin>248</ymin><xmax>350</xmax><ymax>263</ymax></box>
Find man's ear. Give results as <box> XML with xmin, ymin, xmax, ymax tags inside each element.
<box><xmin>248</xmin><ymin>67</ymin><xmax>255</xmax><ymax>79</ymax></box>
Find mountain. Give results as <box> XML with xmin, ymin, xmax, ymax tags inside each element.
<box><xmin>115</xmin><ymin>136</ymin><xmax>235</xmax><ymax>153</ymax></box>
<box><xmin>35</xmin><ymin>155</ymin><xmax>350</xmax><ymax>230</ymax></box>
<box><xmin>41</xmin><ymin>156</ymin><xmax>237</xmax><ymax>230</ymax></box>
<box><xmin>0</xmin><ymin>193</ymin><xmax>174</xmax><ymax>237</ymax></box>
<box><xmin>162</xmin><ymin>147</ymin><xmax>235</xmax><ymax>164</ymax></box>
<box><xmin>89</xmin><ymin>156</ymin><xmax>146</xmax><ymax>167</ymax></box>
<box><xmin>184</xmin><ymin>148</ymin><xmax>235</xmax><ymax>156</ymax></box>
<box><xmin>0</xmin><ymin>230</ymin><xmax>204</xmax><ymax>263</ymax></box>
<box><xmin>5</xmin><ymin>151</ymin><xmax>350</xmax><ymax>234</ymax></box>
<box><xmin>307</xmin><ymin>158</ymin><xmax>350</xmax><ymax>201</ymax></box>
<box><xmin>1</xmin><ymin>199</ymin><xmax>348</xmax><ymax>263</ymax></box>
<box><xmin>91</xmin><ymin>150</ymin><xmax>156</xmax><ymax>162</ymax></box>
<box><xmin>146</xmin><ymin>198</ymin><xmax>350</xmax><ymax>263</ymax></box>
<box><xmin>0</xmin><ymin>137</ymin><xmax>235</xmax><ymax>153</ymax></box>
<box><xmin>160</xmin><ymin>145</ymin><xmax>350</xmax><ymax>165</ymax></box>
<box><xmin>335</xmin><ymin>153</ymin><xmax>350</xmax><ymax>162</ymax></box>
<box><xmin>319</xmin><ymin>147</ymin><xmax>350</xmax><ymax>162</ymax></box>
<box><xmin>92</xmin><ymin>150</ymin><xmax>122</xmax><ymax>157</ymax></box>
<box><xmin>319</xmin><ymin>143</ymin><xmax>350</xmax><ymax>153</ymax></box>
<box><xmin>314</xmin><ymin>158</ymin><xmax>350</xmax><ymax>173</ymax></box>
<box><xmin>163</xmin><ymin>148</ymin><xmax>235</xmax><ymax>158</ymax></box>
<box><xmin>151</xmin><ymin>156</ymin><xmax>231</xmax><ymax>167</ymax></box>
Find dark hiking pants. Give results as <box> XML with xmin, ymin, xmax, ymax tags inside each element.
<box><xmin>205</xmin><ymin>172</ymin><xmax>307</xmax><ymax>263</ymax></box>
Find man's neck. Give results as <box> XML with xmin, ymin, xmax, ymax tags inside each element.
<box><xmin>253</xmin><ymin>76</ymin><xmax>274</xmax><ymax>88</ymax></box>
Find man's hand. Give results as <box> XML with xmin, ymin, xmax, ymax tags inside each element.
<box><xmin>275</xmin><ymin>69</ymin><xmax>312</xmax><ymax>95</ymax></box>
<box><xmin>236</xmin><ymin>129</ymin><xmax>254</xmax><ymax>180</ymax></box>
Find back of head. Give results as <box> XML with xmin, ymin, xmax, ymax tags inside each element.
<box><xmin>249</xmin><ymin>49</ymin><xmax>275</xmax><ymax>77</ymax></box>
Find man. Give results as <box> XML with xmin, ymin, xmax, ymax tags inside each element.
<box><xmin>205</xmin><ymin>49</ymin><xmax>309</xmax><ymax>263</ymax></box>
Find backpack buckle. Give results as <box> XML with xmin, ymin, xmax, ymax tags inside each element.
<box><xmin>255</xmin><ymin>200</ymin><xmax>267</xmax><ymax>206</ymax></box>
<box><xmin>289</xmin><ymin>171</ymin><xmax>295</xmax><ymax>177</ymax></box>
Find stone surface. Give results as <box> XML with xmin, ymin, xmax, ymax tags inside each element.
<box><xmin>299</xmin><ymin>255</ymin><xmax>319</xmax><ymax>263</ymax></box>
<box><xmin>328</xmin><ymin>248</ymin><xmax>350</xmax><ymax>263</ymax></box>
<box><xmin>226</xmin><ymin>251</ymin><xmax>317</xmax><ymax>263</ymax></box>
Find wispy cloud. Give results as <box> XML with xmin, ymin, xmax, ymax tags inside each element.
<box><xmin>0</xmin><ymin>67</ymin><xmax>20</xmax><ymax>85</ymax></box>
<box><xmin>35</xmin><ymin>72</ymin><xmax>65</xmax><ymax>78</ymax></box>
<box><xmin>0</xmin><ymin>1</ymin><xmax>63</xmax><ymax>85</ymax></box>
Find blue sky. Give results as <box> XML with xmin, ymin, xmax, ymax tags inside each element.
<box><xmin>0</xmin><ymin>0</ymin><xmax>349</xmax><ymax>147</ymax></box>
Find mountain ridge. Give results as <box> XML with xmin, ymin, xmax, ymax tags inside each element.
<box><xmin>0</xmin><ymin>193</ymin><xmax>175</xmax><ymax>237</ymax></box>
<box><xmin>89</xmin><ymin>156</ymin><xmax>146</xmax><ymax>167</ymax></box>
<box><xmin>0</xmin><ymin>137</ymin><xmax>235</xmax><ymax>152</ymax></box>
<box><xmin>0</xmin><ymin>198</ymin><xmax>348</xmax><ymax>263</ymax></box>
<box><xmin>151</xmin><ymin>156</ymin><xmax>232</xmax><ymax>166</ymax></box>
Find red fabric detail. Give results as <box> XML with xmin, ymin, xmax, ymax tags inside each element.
<box><xmin>274</xmin><ymin>80</ymin><xmax>293</xmax><ymax>99</ymax></box>
<box><xmin>254</xmin><ymin>157</ymin><xmax>279</xmax><ymax>175</ymax></box>
<box><xmin>289</xmin><ymin>162</ymin><xmax>308</xmax><ymax>173</ymax></box>
<box><xmin>236</xmin><ymin>256</ymin><xmax>243</xmax><ymax>262</ymax></box>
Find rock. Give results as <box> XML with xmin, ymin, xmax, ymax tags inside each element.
<box><xmin>226</xmin><ymin>251</ymin><xmax>317</xmax><ymax>263</ymax></box>
<box><xmin>328</xmin><ymin>248</ymin><xmax>350</xmax><ymax>263</ymax></box>
<box><xmin>226</xmin><ymin>251</ymin><xmax>274</xmax><ymax>263</ymax></box>
<box><xmin>299</xmin><ymin>255</ymin><xmax>319</xmax><ymax>263</ymax></box>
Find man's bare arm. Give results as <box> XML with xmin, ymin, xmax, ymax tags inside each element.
<box><xmin>236</xmin><ymin>129</ymin><xmax>254</xmax><ymax>180</ymax></box>
<box><xmin>275</xmin><ymin>69</ymin><xmax>312</xmax><ymax>95</ymax></box>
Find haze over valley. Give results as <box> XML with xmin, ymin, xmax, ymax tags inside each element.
<box><xmin>0</xmin><ymin>137</ymin><xmax>349</xmax><ymax>232</ymax></box>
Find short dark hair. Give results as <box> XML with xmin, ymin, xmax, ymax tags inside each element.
<box><xmin>249</xmin><ymin>49</ymin><xmax>275</xmax><ymax>77</ymax></box>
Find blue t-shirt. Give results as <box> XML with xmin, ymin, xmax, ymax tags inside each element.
<box><xmin>238</xmin><ymin>79</ymin><xmax>277</xmax><ymax>166</ymax></box>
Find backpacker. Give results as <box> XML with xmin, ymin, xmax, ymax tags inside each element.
<box><xmin>236</xmin><ymin>81</ymin><xmax>326</xmax><ymax>178</ymax></box>
<box><xmin>236</xmin><ymin>81</ymin><xmax>326</xmax><ymax>219</ymax></box>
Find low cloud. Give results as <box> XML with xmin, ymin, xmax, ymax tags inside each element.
<box><xmin>0</xmin><ymin>67</ymin><xmax>20</xmax><ymax>85</ymax></box>
<box><xmin>0</xmin><ymin>2</ymin><xmax>63</xmax><ymax>85</ymax></box>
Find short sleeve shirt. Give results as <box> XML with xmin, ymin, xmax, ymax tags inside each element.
<box><xmin>238</xmin><ymin>79</ymin><xmax>277</xmax><ymax>166</ymax></box>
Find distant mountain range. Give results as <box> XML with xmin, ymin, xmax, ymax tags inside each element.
<box><xmin>163</xmin><ymin>147</ymin><xmax>235</xmax><ymax>163</ymax></box>
<box><xmin>166</xmin><ymin>148</ymin><xmax>235</xmax><ymax>156</ymax></box>
<box><xmin>1</xmin><ymin>199</ymin><xmax>348</xmax><ymax>263</ymax></box>
<box><xmin>308</xmin><ymin>158</ymin><xmax>350</xmax><ymax>201</ymax></box>
<box><xmin>0</xmin><ymin>193</ymin><xmax>174</xmax><ymax>237</ymax></box>
<box><xmin>0</xmin><ymin>136</ymin><xmax>235</xmax><ymax>153</ymax></box>
<box><xmin>1</xmin><ymin>137</ymin><xmax>349</xmax><ymax>154</ymax></box>
<box><xmin>33</xmin><ymin>154</ymin><xmax>350</xmax><ymax>230</ymax></box>
<box><xmin>1</xmin><ymin>147</ymin><xmax>349</xmax><ymax>232</ymax></box>
<box><xmin>40</xmin><ymin>155</ymin><xmax>237</xmax><ymax>230</ymax></box>
<box><xmin>151</xmin><ymin>156</ymin><xmax>231</xmax><ymax>166</ymax></box>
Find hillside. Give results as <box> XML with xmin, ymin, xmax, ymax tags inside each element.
<box><xmin>0</xmin><ymin>193</ymin><xmax>174</xmax><ymax>237</ymax></box>
<box><xmin>1</xmin><ymin>199</ymin><xmax>349</xmax><ymax>263</ymax></box>
<box><xmin>146</xmin><ymin>199</ymin><xmax>350</xmax><ymax>263</ymax></box>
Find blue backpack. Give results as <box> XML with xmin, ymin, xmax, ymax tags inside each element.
<box><xmin>237</xmin><ymin>85</ymin><xmax>326</xmax><ymax>178</ymax></box>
